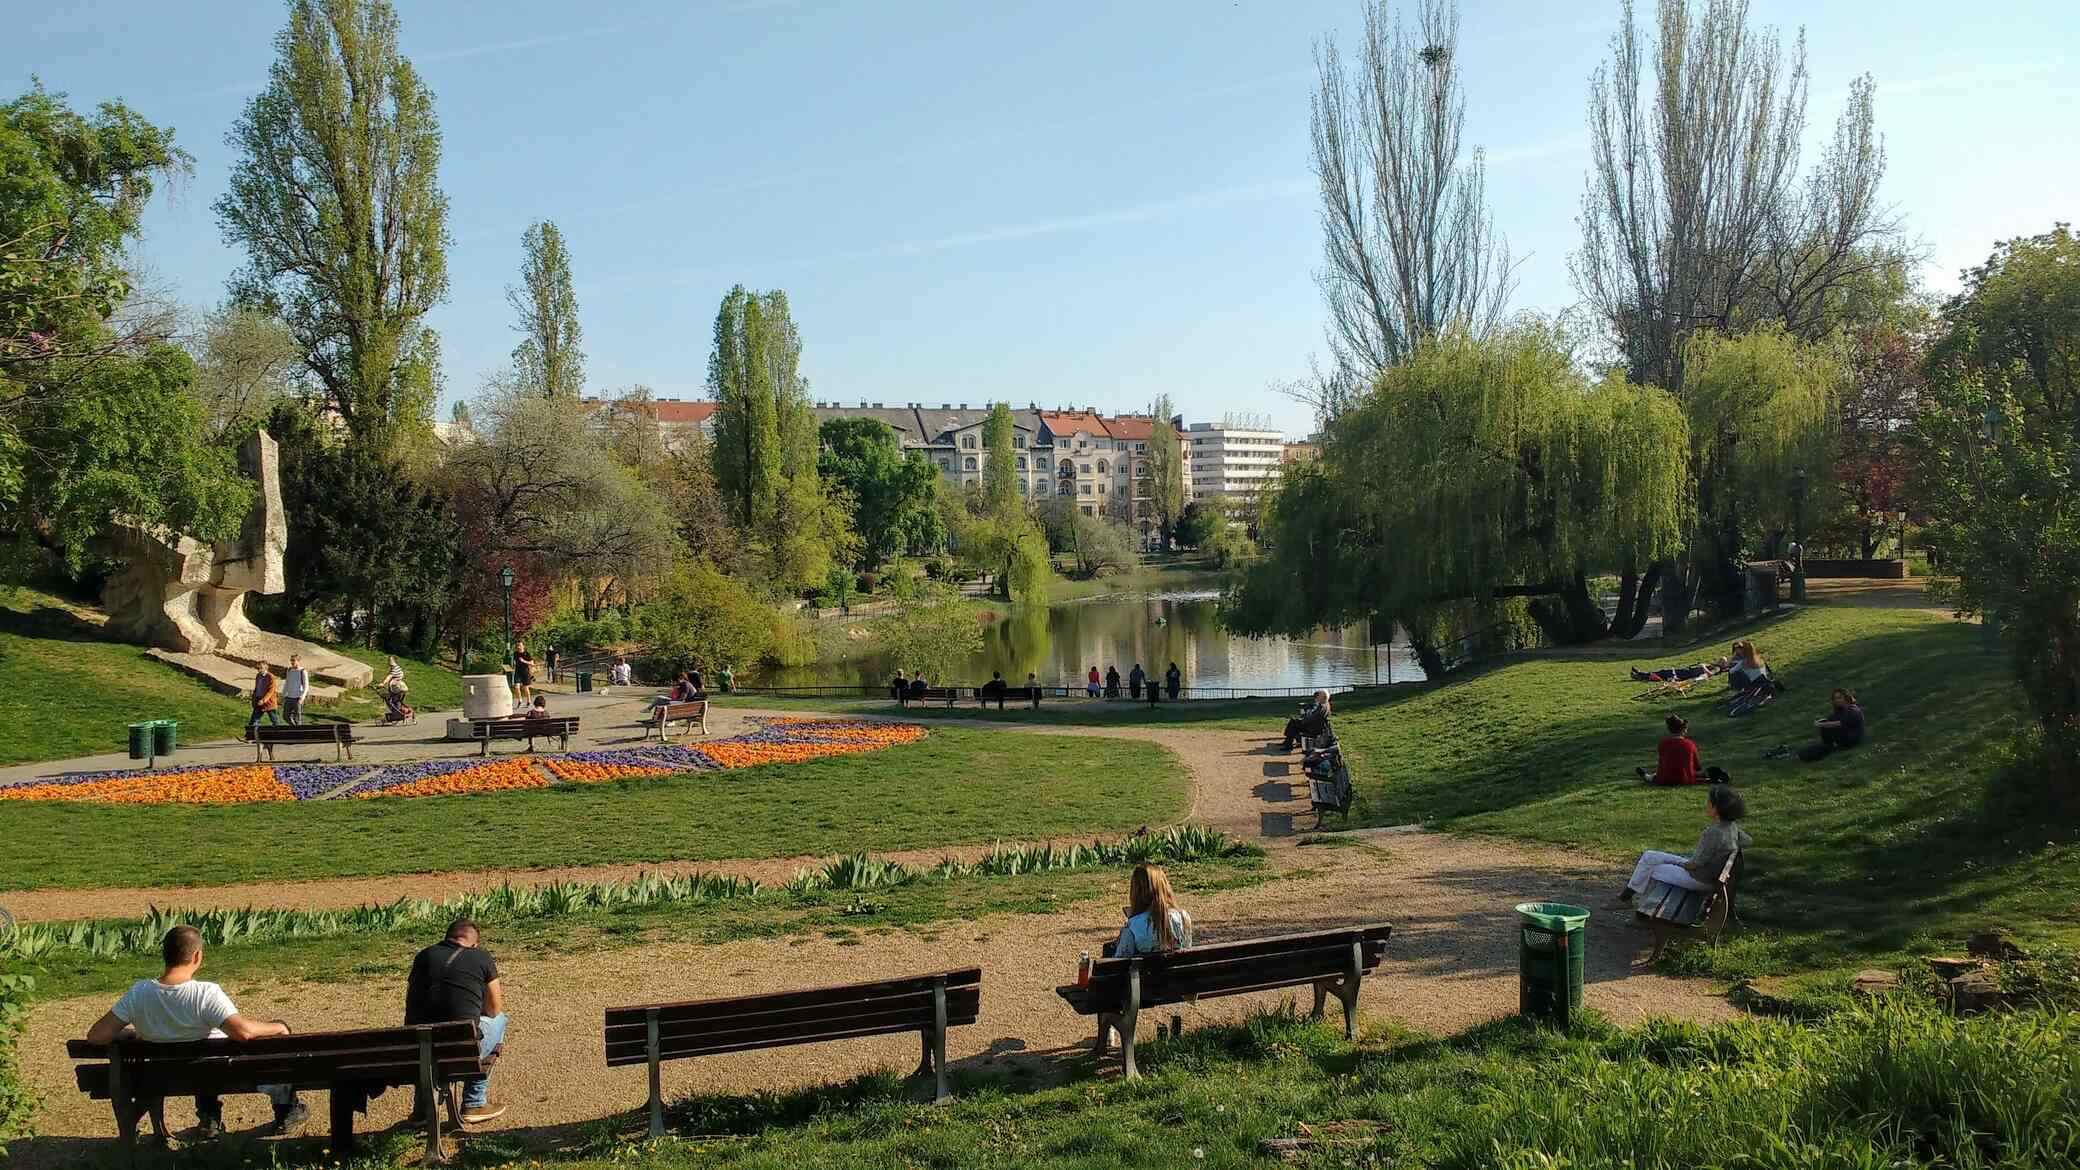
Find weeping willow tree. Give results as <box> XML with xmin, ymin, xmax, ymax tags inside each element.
<box><xmin>1679</xmin><ymin>326</ymin><xmax>1840</xmax><ymax>613</ymax></box>
<box><xmin>1228</xmin><ymin>324</ymin><xmax>1688</xmax><ymax>662</ymax></box>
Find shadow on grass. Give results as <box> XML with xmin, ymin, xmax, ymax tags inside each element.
<box><xmin>0</xmin><ymin>604</ymin><xmax>114</xmax><ymax>644</ymax></box>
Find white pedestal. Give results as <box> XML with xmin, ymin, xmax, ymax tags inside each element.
<box><xmin>462</xmin><ymin>673</ymin><xmax>513</xmax><ymax>720</ymax></box>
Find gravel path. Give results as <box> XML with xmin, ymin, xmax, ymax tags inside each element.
<box><xmin>13</xmin><ymin>830</ymin><xmax>1732</xmax><ymax>1167</ymax></box>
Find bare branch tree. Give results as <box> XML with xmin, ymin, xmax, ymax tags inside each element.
<box><xmin>1311</xmin><ymin>0</ymin><xmax>1515</xmax><ymax>390</ymax></box>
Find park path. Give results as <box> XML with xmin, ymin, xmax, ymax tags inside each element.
<box><xmin>11</xmin><ymin>827</ymin><xmax>1735</xmax><ymax>1167</ymax></box>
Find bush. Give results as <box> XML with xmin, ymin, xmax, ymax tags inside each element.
<box><xmin>0</xmin><ymin>973</ymin><xmax>32</xmax><ymax>1156</ymax></box>
<box><xmin>630</xmin><ymin>564</ymin><xmax>777</xmax><ymax>678</ymax></box>
<box><xmin>529</xmin><ymin>605</ymin><xmax>633</xmax><ymax>656</ymax></box>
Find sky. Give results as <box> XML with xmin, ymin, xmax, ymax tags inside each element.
<box><xmin>13</xmin><ymin>1</ymin><xmax>2077</xmax><ymax>437</ymax></box>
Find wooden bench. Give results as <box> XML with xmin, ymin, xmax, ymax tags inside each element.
<box><xmin>606</xmin><ymin>967</ymin><xmax>981</xmax><ymax>1136</ymax></box>
<box><xmin>975</xmin><ymin>684</ymin><xmax>1041</xmax><ymax>710</ymax></box>
<box><xmin>899</xmin><ymin>687</ymin><xmax>960</xmax><ymax>709</ymax></box>
<box><xmin>1636</xmin><ymin>851</ymin><xmax>1743</xmax><ymax>961</ymax></box>
<box><xmin>67</xmin><ymin>1020</ymin><xmax>491</xmax><ymax>1167</ymax></box>
<box><xmin>467</xmin><ymin>715</ymin><xmax>579</xmax><ymax>755</ymax></box>
<box><xmin>644</xmin><ymin>700</ymin><xmax>708</xmax><ymax>741</ymax></box>
<box><xmin>1055</xmin><ymin>925</ymin><xmax>1392</xmax><ymax>1078</ymax></box>
<box><xmin>1304</xmin><ymin>749</ymin><xmax>1356</xmax><ymax>827</ymax></box>
<box><xmin>251</xmin><ymin>721</ymin><xmax>356</xmax><ymax>762</ymax></box>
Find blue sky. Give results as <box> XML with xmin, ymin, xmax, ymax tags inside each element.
<box><xmin>14</xmin><ymin>1</ymin><xmax>2076</xmax><ymax>436</ymax></box>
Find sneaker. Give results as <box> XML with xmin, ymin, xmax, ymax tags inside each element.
<box><xmin>1635</xmin><ymin>766</ymin><xmax>1653</xmax><ymax>782</ymax></box>
<box><xmin>271</xmin><ymin>1101</ymin><xmax>310</xmax><ymax>1133</ymax></box>
<box><xmin>461</xmin><ymin>1103</ymin><xmax>507</xmax><ymax>1125</ymax></box>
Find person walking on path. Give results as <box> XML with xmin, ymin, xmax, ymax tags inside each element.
<box><xmin>404</xmin><ymin>918</ymin><xmax>510</xmax><ymax>1125</ymax></box>
<box><xmin>244</xmin><ymin>663</ymin><xmax>280</xmax><ymax>739</ymax></box>
<box><xmin>512</xmin><ymin>642</ymin><xmax>536</xmax><ymax>704</ymax></box>
<box><xmin>719</xmin><ymin>664</ymin><xmax>735</xmax><ymax>693</ymax></box>
<box><xmin>84</xmin><ymin>926</ymin><xmax>307</xmax><ymax>1139</ymax></box>
<box><xmin>545</xmin><ymin>645</ymin><xmax>560</xmax><ymax>684</ymax></box>
<box><xmin>280</xmin><ymin>655</ymin><xmax>309</xmax><ymax>726</ymax></box>
<box><xmin>1165</xmin><ymin>662</ymin><xmax>1182</xmax><ymax>701</ymax></box>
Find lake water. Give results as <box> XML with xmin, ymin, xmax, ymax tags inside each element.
<box><xmin>758</xmin><ymin>591</ymin><xmax>1430</xmax><ymax>695</ymax></box>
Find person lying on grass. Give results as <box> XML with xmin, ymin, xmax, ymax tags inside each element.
<box><xmin>1280</xmin><ymin>689</ymin><xmax>1333</xmax><ymax>752</ymax></box>
<box><xmin>1630</xmin><ymin>656</ymin><xmax>1731</xmax><ymax>683</ymax></box>
<box><xmin>1616</xmin><ymin>783</ymin><xmax>1750</xmax><ymax>909</ymax></box>
<box><xmin>85</xmin><ymin>926</ymin><xmax>308</xmax><ymax>1141</ymax></box>
<box><xmin>1637</xmin><ymin>714</ymin><xmax>1703</xmax><ymax>785</ymax></box>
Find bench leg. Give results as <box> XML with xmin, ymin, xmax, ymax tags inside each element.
<box><xmin>1337</xmin><ymin>940</ymin><xmax>1364</xmax><ymax>1040</ymax></box>
<box><xmin>646</xmin><ymin>1007</ymin><xmax>665</xmax><ymax>1139</ymax></box>
<box><xmin>417</xmin><ymin>1029</ymin><xmax>445</xmax><ymax>1165</ymax></box>
<box><xmin>443</xmin><ymin>1082</ymin><xmax>461</xmax><ymax>1130</ymax></box>
<box><xmin>479</xmin><ymin>737</ymin><xmax>490</xmax><ymax>758</ymax></box>
<box><xmin>1119</xmin><ymin>961</ymin><xmax>1143</xmax><ymax>1080</ymax></box>
<box><xmin>328</xmin><ymin>1087</ymin><xmax>359</xmax><ymax>1158</ymax></box>
<box><xmin>930</xmin><ymin>978</ymin><xmax>950</xmax><ymax>1104</ymax></box>
<box><xmin>107</xmin><ymin>1046</ymin><xmax>136</xmax><ymax>1170</ymax></box>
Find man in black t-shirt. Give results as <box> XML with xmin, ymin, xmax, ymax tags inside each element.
<box><xmin>405</xmin><ymin>919</ymin><xmax>509</xmax><ymax>1124</ymax></box>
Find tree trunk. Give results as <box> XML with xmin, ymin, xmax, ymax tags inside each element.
<box><xmin>1610</xmin><ymin>564</ymin><xmax>1663</xmax><ymax>639</ymax></box>
<box><xmin>1659</xmin><ymin>561</ymin><xmax>1696</xmax><ymax>638</ymax></box>
<box><xmin>1410</xmin><ymin>638</ymin><xmax>1446</xmax><ymax>679</ymax></box>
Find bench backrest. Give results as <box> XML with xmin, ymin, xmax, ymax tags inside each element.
<box><xmin>475</xmin><ymin>716</ymin><xmax>579</xmax><ymax>733</ymax></box>
<box><xmin>655</xmin><ymin>701</ymin><xmax>706</xmax><ymax>720</ymax></box>
<box><xmin>67</xmin><ymin>1021</ymin><xmax>480</xmax><ymax>1099</ymax></box>
<box><xmin>1085</xmin><ymin>925</ymin><xmax>1392</xmax><ymax>1010</ymax></box>
<box><xmin>919</xmin><ymin>688</ymin><xmax>959</xmax><ymax>700</ymax></box>
<box><xmin>255</xmin><ymin>723</ymin><xmax>352</xmax><ymax>741</ymax></box>
<box><xmin>603</xmin><ymin>967</ymin><xmax>980</xmax><ymax>1067</ymax></box>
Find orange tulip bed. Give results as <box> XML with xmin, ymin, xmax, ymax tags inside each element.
<box><xmin>0</xmin><ymin>719</ymin><xmax>927</xmax><ymax>804</ymax></box>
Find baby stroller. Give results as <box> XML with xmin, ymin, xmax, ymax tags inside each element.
<box><xmin>1302</xmin><ymin>741</ymin><xmax>1355</xmax><ymax>827</ymax></box>
<box><xmin>382</xmin><ymin>683</ymin><xmax>416</xmax><ymax>725</ymax></box>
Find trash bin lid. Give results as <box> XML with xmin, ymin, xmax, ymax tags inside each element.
<box><xmin>1515</xmin><ymin>902</ymin><xmax>1591</xmax><ymax>931</ymax></box>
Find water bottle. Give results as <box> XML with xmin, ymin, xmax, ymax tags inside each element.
<box><xmin>1077</xmin><ymin>950</ymin><xmax>1092</xmax><ymax>987</ymax></box>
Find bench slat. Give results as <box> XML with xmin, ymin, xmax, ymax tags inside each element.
<box><xmin>78</xmin><ymin>1055</ymin><xmax>485</xmax><ymax>1098</ymax></box>
<box><xmin>604</xmin><ymin>986</ymin><xmax>977</xmax><ymax>1043</ymax></box>
<box><xmin>604</xmin><ymin>967</ymin><xmax>979</xmax><ymax>1029</ymax></box>
<box><xmin>67</xmin><ymin>1022</ymin><xmax>475</xmax><ymax>1063</ymax></box>
<box><xmin>254</xmin><ymin>725</ymin><xmax>354</xmax><ymax>742</ymax></box>
<box><xmin>607</xmin><ymin>1015</ymin><xmax>968</xmax><ymax>1067</ymax></box>
<box><xmin>1063</xmin><ymin>925</ymin><xmax>1393</xmax><ymax>1015</ymax></box>
<box><xmin>604</xmin><ymin>992</ymin><xmax>979</xmax><ymax>1064</ymax></box>
<box><xmin>1084</xmin><ymin>948</ymin><xmax>1384</xmax><ymax>1011</ymax></box>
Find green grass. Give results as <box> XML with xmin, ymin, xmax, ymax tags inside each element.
<box><xmin>1</xmin><ymin>728</ymin><xmax>1189</xmax><ymax>891</ymax></box>
<box><xmin>0</xmin><ymin>588</ymin><xmax>462</xmax><ymax>765</ymax></box>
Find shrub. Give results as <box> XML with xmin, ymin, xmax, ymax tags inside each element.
<box><xmin>0</xmin><ymin>973</ymin><xmax>32</xmax><ymax>1155</ymax></box>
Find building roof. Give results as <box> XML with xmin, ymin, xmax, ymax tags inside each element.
<box><xmin>580</xmin><ymin>397</ymin><xmax>717</xmax><ymax>426</ymax></box>
<box><xmin>1103</xmin><ymin>415</ymin><xmax>1154</xmax><ymax>441</ymax></box>
<box><xmin>812</xmin><ymin>404</ymin><xmax>1043</xmax><ymax>448</ymax></box>
<box><xmin>1039</xmin><ymin>409</ymin><xmax>1107</xmax><ymax>438</ymax></box>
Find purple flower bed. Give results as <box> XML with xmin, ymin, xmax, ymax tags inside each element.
<box><xmin>275</xmin><ymin>764</ymin><xmax>378</xmax><ymax>800</ymax></box>
<box><xmin>556</xmin><ymin>745</ymin><xmax>720</xmax><ymax>771</ymax></box>
<box><xmin>348</xmin><ymin>757</ymin><xmax>513</xmax><ymax>796</ymax></box>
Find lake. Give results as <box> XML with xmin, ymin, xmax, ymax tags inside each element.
<box><xmin>758</xmin><ymin>591</ymin><xmax>1430</xmax><ymax>695</ymax></box>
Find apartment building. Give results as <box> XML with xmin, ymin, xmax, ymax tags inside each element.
<box><xmin>1182</xmin><ymin>416</ymin><xmax>1286</xmax><ymax>502</ymax></box>
<box><xmin>578</xmin><ymin>395</ymin><xmax>718</xmax><ymax>451</ymax></box>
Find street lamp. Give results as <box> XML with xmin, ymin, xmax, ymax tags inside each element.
<box><xmin>498</xmin><ymin>565</ymin><xmax>515</xmax><ymax>674</ymax></box>
<box><xmin>1790</xmin><ymin>468</ymin><xmax>1808</xmax><ymax>603</ymax></box>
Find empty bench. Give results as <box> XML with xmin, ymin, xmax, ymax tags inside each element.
<box><xmin>1636</xmin><ymin>850</ymin><xmax>1743</xmax><ymax>961</ymax></box>
<box><xmin>644</xmin><ymin>700</ymin><xmax>708</xmax><ymax>741</ymax></box>
<box><xmin>67</xmin><ymin>1020</ymin><xmax>491</xmax><ymax>1167</ymax></box>
<box><xmin>467</xmin><ymin>715</ymin><xmax>579</xmax><ymax>755</ymax></box>
<box><xmin>252</xmin><ymin>721</ymin><xmax>356</xmax><ymax>762</ymax></box>
<box><xmin>1056</xmin><ymin>924</ymin><xmax>1392</xmax><ymax>1078</ymax></box>
<box><xmin>606</xmin><ymin>967</ymin><xmax>981</xmax><ymax>1136</ymax></box>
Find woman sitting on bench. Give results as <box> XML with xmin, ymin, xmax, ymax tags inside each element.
<box><xmin>1111</xmin><ymin>865</ymin><xmax>1195</xmax><ymax>958</ymax></box>
<box><xmin>1616</xmin><ymin>784</ymin><xmax>1750</xmax><ymax>907</ymax></box>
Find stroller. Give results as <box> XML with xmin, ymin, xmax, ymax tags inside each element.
<box><xmin>382</xmin><ymin>683</ymin><xmax>416</xmax><ymax>725</ymax></box>
<box><xmin>1302</xmin><ymin>739</ymin><xmax>1356</xmax><ymax>827</ymax></box>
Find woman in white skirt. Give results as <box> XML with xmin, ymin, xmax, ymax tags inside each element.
<box><xmin>1618</xmin><ymin>783</ymin><xmax>1750</xmax><ymax>906</ymax></box>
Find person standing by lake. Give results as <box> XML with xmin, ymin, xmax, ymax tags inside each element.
<box><xmin>280</xmin><ymin>655</ymin><xmax>308</xmax><ymax>726</ymax></box>
<box><xmin>1128</xmin><ymin>663</ymin><xmax>1146</xmax><ymax>699</ymax></box>
<box><xmin>1165</xmin><ymin>662</ymin><xmax>1182</xmax><ymax>701</ymax></box>
<box><xmin>1086</xmin><ymin>666</ymin><xmax>1102</xmax><ymax>698</ymax></box>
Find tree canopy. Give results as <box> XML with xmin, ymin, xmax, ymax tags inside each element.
<box><xmin>817</xmin><ymin>416</ymin><xmax>942</xmax><ymax>567</ymax></box>
<box><xmin>507</xmin><ymin>220</ymin><xmax>584</xmax><ymax>399</ymax></box>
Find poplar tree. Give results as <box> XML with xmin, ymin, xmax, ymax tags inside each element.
<box><xmin>216</xmin><ymin>0</ymin><xmax>450</xmax><ymax>451</ymax></box>
<box><xmin>1146</xmin><ymin>395</ymin><xmax>1185</xmax><ymax>549</ymax></box>
<box><xmin>508</xmin><ymin>220</ymin><xmax>584</xmax><ymax>399</ymax></box>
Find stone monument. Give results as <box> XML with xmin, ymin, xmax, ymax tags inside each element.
<box><xmin>101</xmin><ymin>430</ymin><xmax>374</xmax><ymax>692</ymax></box>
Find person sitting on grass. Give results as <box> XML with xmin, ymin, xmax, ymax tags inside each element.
<box><xmin>404</xmin><ymin>919</ymin><xmax>509</xmax><ymax>1125</ymax></box>
<box><xmin>1637</xmin><ymin>714</ymin><xmax>1702</xmax><ymax>785</ymax></box>
<box><xmin>1728</xmin><ymin>640</ymin><xmax>1770</xmax><ymax>695</ymax></box>
<box><xmin>1280</xmin><ymin>690</ymin><xmax>1332</xmax><ymax>752</ymax></box>
<box><xmin>1800</xmin><ymin>688</ymin><xmax>1866</xmax><ymax>760</ymax></box>
<box><xmin>1616</xmin><ymin>783</ymin><xmax>1751</xmax><ymax>908</ymax></box>
<box><xmin>85</xmin><ymin>926</ymin><xmax>307</xmax><ymax>1140</ymax></box>
<box><xmin>1630</xmin><ymin>656</ymin><xmax>1730</xmax><ymax>683</ymax></box>
<box><xmin>610</xmin><ymin>657</ymin><xmax>632</xmax><ymax>688</ymax></box>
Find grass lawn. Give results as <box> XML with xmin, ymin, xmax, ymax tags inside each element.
<box><xmin>0</xmin><ymin>588</ymin><xmax>462</xmax><ymax>765</ymax></box>
<box><xmin>1</xmin><ymin>728</ymin><xmax>1189</xmax><ymax>891</ymax></box>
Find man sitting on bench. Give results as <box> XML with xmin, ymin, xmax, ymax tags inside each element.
<box><xmin>1279</xmin><ymin>690</ymin><xmax>1332</xmax><ymax>752</ymax></box>
<box><xmin>404</xmin><ymin>918</ymin><xmax>509</xmax><ymax>1125</ymax></box>
<box><xmin>83</xmin><ymin>926</ymin><xmax>307</xmax><ymax>1140</ymax></box>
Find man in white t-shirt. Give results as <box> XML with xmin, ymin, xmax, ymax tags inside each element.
<box><xmin>280</xmin><ymin>656</ymin><xmax>310</xmax><ymax>725</ymax></box>
<box><xmin>84</xmin><ymin>926</ymin><xmax>308</xmax><ymax>1140</ymax></box>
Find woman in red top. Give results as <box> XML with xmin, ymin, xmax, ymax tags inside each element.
<box><xmin>1637</xmin><ymin>714</ymin><xmax>1702</xmax><ymax>785</ymax></box>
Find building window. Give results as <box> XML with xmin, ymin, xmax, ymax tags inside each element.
<box><xmin>1080</xmin><ymin>484</ymin><xmax>1092</xmax><ymax>495</ymax></box>
<box><xmin>964</xmin><ymin>456</ymin><xmax>977</xmax><ymax>470</ymax></box>
<box><xmin>1016</xmin><ymin>456</ymin><xmax>1027</xmax><ymax>470</ymax></box>
<box><xmin>1036</xmin><ymin>481</ymin><xmax>1050</xmax><ymax>495</ymax></box>
<box><xmin>938</xmin><ymin>458</ymin><xmax>950</xmax><ymax>470</ymax></box>
<box><xmin>1080</xmin><ymin>463</ymin><xmax>1091</xmax><ymax>473</ymax></box>
<box><xmin>1136</xmin><ymin>443</ymin><xmax>1147</xmax><ymax>453</ymax></box>
<box><xmin>1098</xmin><ymin>483</ymin><xmax>1107</xmax><ymax>494</ymax></box>
<box><xmin>1013</xmin><ymin>434</ymin><xmax>1026</xmax><ymax>449</ymax></box>
<box><xmin>1016</xmin><ymin>479</ymin><xmax>1027</xmax><ymax>493</ymax></box>
<box><xmin>1080</xmin><ymin>505</ymin><xmax>1094</xmax><ymax>516</ymax></box>
<box><xmin>1037</xmin><ymin>456</ymin><xmax>1050</xmax><ymax>469</ymax></box>
<box><xmin>961</xmin><ymin>435</ymin><xmax>976</xmax><ymax>449</ymax></box>
<box><xmin>1096</xmin><ymin>459</ymin><xmax>1108</xmax><ymax>474</ymax></box>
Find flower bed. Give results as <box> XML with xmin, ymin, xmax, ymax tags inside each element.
<box><xmin>0</xmin><ymin>718</ymin><xmax>925</xmax><ymax>804</ymax></box>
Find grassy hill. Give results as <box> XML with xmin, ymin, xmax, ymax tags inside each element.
<box><xmin>0</xmin><ymin>587</ymin><xmax>460</xmax><ymax>766</ymax></box>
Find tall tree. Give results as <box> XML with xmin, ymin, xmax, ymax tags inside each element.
<box><xmin>709</xmin><ymin>286</ymin><xmax>781</xmax><ymax>529</ymax></box>
<box><xmin>216</xmin><ymin>0</ymin><xmax>449</xmax><ymax>450</ymax></box>
<box><xmin>817</xmin><ymin>416</ymin><xmax>942</xmax><ymax>567</ymax></box>
<box><xmin>507</xmin><ymin>220</ymin><xmax>584</xmax><ymax>398</ymax></box>
<box><xmin>1913</xmin><ymin>226</ymin><xmax>2080</xmax><ymax>797</ymax></box>
<box><xmin>1572</xmin><ymin>0</ymin><xmax>1892</xmax><ymax>630</ymax></box>
<box><xmin>189</xmin><ymin>305</ymin><xmax>303</xmax><ymax>437</ymax></box>
<box><xmin>1145</xmin><ymin>395</ymin><xmax>1186</xmax><ymax>549</ymax></box>
<box><xmin>1310</xmin><ymin>0</ymin><xmax>1514</xmax><ymax>396</ymax></box>
<box><xmin>982</xmin><ymin>402</ymin><xmax>1019</xmax><ymax>515</ymax></box>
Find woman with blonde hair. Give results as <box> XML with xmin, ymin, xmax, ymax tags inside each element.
<box><xmin>1113</xmin><ymin>864</ymin><xmax>1194</xmax><ymax>957</ymax></box>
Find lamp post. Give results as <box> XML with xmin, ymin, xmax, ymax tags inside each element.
<box><xmin>498</xmin><ymin>565</ymin><xmax>515</xmax><ymax>677</ymax></box>
<box><xmin>1790</xmin><ymin>468</ymin><xmax>1808</xmax><ymax>603</ymax></box>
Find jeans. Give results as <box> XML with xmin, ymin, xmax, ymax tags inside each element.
<box><xmin>1626</xmin><ymin>850</ymin><xmax>1713</xmax><ymax>895</ymax></box>
<box><xmin>462</xmin><ymin>1013</ymin><xmax>508</xmax><ymax>1108</ymax></box>
<box><xmin>281</xmin><ymin>696</ymin><xmax>304</xmax><ymax>725</ymax></box>
<box><xmin>246</xmin><ymin>706</ymin><xmax>280</xmax><ymax>733</ymax></box>
<box><xmin>192</xmin><ymin>1083</ymin><xmax>297</xmax><ymax>1123</ymax></box>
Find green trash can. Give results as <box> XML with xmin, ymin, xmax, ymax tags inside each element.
<box><xmin>127</xmin><ymin>722</ymin><xmax>152</xmax><ymax>761</ymax></box>
<box><xmin>1516</xmin><ymin>902</ymin><xmax>1590</xmax><ymax>1024</ymax></box>
<box><xmin>575</xmin><ymin>671</ymin><xmax>593</xmax><ymax>694</ymax></box>
<box><xmin>151</xmin><ymin>720</ymin><xmax>177</xmax><ymax>757</ymax></box>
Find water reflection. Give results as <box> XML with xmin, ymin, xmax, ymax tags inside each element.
<box><xmin>760</xmin><ymin>591</ymin><xmax>1429</xmax><ymax>693</ymax></box>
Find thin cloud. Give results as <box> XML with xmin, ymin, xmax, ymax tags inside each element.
<box><xmin>865</xmin><ymin>179</ymin><xmax>1316</xmax><ymax>259</ymax></box>
<box><xmin>192</xmin><ymin>25</ymin><xmax>635</xmax><ymax>99</ymax></box>
<box><xmin>1482</xmin><ymin>134</ymin><xmax>1584</xmax><ymax>167</ymax></box>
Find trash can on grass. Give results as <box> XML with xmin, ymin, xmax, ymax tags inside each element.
<box><xmin>150</xmin><ymin>720</ymin><xmax>177</xmax><ymax>757</ymax></box>
<box><xmin>1516</xmin><ymin>901</ymin><xmax>1590</xmax><ymax>1024</ymax></box>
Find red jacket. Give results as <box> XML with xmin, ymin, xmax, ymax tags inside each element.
<box><xmin>1654</xmin><ymin>735</ymin><xmax>1701</xmax><ymax>785</ymax></box>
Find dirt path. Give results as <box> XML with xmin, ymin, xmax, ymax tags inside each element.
<box><xmin>12</xmin><ymin>830</ymin><xmax>1734</xmax><ymax>1168</ymax></box>
<box><xmin>2</xmin><ymin>716</ymin><xmax>1292</xmax><ymax>923</ymax></box>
